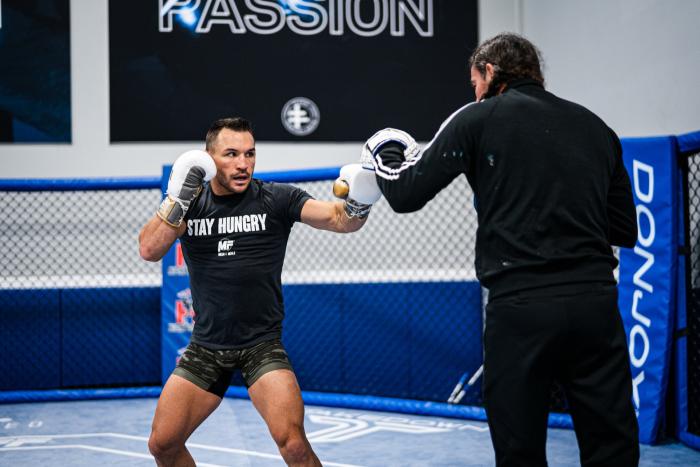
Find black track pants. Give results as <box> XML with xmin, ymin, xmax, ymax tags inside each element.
<box><xmin>483</xmin><ymin>283</ymin><xmax>639</xmax><ymax>467</ymax></box>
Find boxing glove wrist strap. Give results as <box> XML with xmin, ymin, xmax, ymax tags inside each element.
<box><xmin>344</xmin><ymin>198</ymin><xmax>372</xmax><ymax>219</ymax></box>
<box><xmin>157</xmin><ymin>195</ymin><xmax>187</xmax><ymax>228</ymax></box>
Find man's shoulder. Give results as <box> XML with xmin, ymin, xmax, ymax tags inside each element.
<box><xmin>551</xmin><ymin>93</ymin><xmax>612</xmax><ymax>131</ymax></box>
<box><xmin>254</xmin><ymin>179</ymin><xmax>291</xmax><ymax>194</ymax></box>
<box><xmin>436</xmin><ymin>100</ymin><xmax>492</xmax><ymax>132</ymax></box>
<box><xmin>455</xmin><ymin>100</ymin><xmax>492</xmax><ymax>118</ymax></box>
<box><xmin>253</xmin><ymin>179</ymin><xmax>308</xmax><ymax>201</ymax></box>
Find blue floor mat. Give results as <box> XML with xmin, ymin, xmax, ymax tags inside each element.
<box><xmin>0</xmin><ymin>398</ymin><xmax>698</xmax><ymax>466</ymax></box>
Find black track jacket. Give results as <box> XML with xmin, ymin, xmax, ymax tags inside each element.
<box><xmin>374</xmin><ymin>79</ymin><xmax>637</xmax><ymax>298</ymax></box>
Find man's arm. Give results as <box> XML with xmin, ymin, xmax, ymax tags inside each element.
<box><xmin>300</xmin><ymin>199</ymin><xmax>367</xmax><ymax>233</ymax></box>
<box><xmin>139</xmin><ymin>216</ymin><xmax>186</xmax><ymax>261</ymax></box>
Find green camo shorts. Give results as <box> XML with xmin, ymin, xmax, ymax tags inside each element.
<box><xmin>173</xmin><ymin>339</ymin><xmax>293</xmax><ymax>397</ymax></box>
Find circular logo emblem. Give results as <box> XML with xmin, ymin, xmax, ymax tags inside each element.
<box><xmin>281</xmin><ymin>97</ymin><xmax>320</xmax><ymax>136</ymax></box>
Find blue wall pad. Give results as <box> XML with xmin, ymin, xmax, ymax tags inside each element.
<box><xmin>0</xmin><ymin>177</ymin><xmax>160</xmax><ymax>191</ymax></box>
<box><xmin>409</xmin><ymin>282</ymin><xmax>483</xmax><ymax>402</ymax></box>
<box><xmin>618</xmin><ymin>136</ymin><xmax>678</xmax><ymax>443</ymax></box>
<box><xmin>0</xmin><ymin>387</ymin><xmax>162</xmax><ymax>403</ymax></box>
<box><xmin>282</xmin><ymin>281</ymin><xmax>483</xmax><ymax>402</ymax></box>
<box><xmin>341</xmin><ymin>282</ymin><xmax>413</xmax><ymax>398</ymax></box>
<box><xmin>678</xmin><ymin>130</ymin><xmax>700</xmax><ymax>154</ymax></box>
<box><xmin>62</xmin><ymin>287</ymin><xmax>160</xmax><ymax>387</ymax></box>
<box><xmin>283</xmin><ymin>284</ymin><xmax>344</xmax><ymax>392</ymax></box>
<box><xmin>130</xmin><ymin>288</ymin><xmax>162</xmax><ymax>384</ymax></box>
<box><xmin>0</xmin><ymin>289</ymin><xmax>61</xmax><ymax>390</ymax></box>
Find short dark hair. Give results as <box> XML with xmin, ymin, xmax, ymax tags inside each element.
<box><xmin>205</xmin><ymin>117</ymin><xmax>255</xmax><ymax>151</ymax></box>
<box><xmin>469</xmin><ymin>33</ymin><xmax>544</xmax><ymax>90</ymax></box>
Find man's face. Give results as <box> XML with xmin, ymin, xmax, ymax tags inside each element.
<box><xmin>210</xmin><ymin>129</ymin><xmax>256</xmax><ymax>194</ymax></box>
<box><xmin>470</xmin><ymin>64</ymin><xmax>494</xmax><ymax>101</ymax></box>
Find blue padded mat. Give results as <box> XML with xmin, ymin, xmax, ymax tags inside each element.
<box><xmin>1</xmin><ymin>398</ymin><xmax>699</xmax><ymax>466</ymax></box>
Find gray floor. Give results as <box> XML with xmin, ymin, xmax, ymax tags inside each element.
<box><xmin>0</xmin><ymin>398</ymin><xmax>698</xmax><ymax>466</ymax></box>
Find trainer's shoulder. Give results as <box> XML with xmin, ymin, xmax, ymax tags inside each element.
<box><xmin>454</xmin><ymin>99</ymin><xmax>494</xmax><ymax>121</ymax></box>
<box><xmin>437</xmin><ymin>100</ymin><xmax>493</xmax><ymax>133</ymax></box>
<box><xmin>552</xmin><ymin>93</ymin><xmax>609</xmax><ymax>126</ymax></box>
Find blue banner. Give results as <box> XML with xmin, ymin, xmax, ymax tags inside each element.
<box><xmin>161</xmin><ymin>238</ymin><xmax>193</xmax><ymax>383</ymax></box>
<box><xmin>160</xmin><ymin>167</ymin><xmax>193</xmax><ymax>383</ymax></box>
<box><xmin>618</xmin><ymin>136</ymin><xmax>678</xmax><ymax>444</ymax></box>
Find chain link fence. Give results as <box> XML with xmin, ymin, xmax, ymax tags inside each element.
<box><xmin>684</xmin><ymin>151</ymin><xmax>700</xmax><ymax>435</ymax></box>
<box><xmin>0</xmin><ymin>177</ymin><xmax>478</xmax><ymax>289</ymax></box>
<box><xmin>0</xmin><ymin>188</ymin><xmax>162</xmax><ymax>289</ymax></box>
<box><xmin>285</xmin><ymin>177</ymin><xmax>477</xmax><ymax>284</ymax></box>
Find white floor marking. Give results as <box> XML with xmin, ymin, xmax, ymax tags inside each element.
<box><xmin>0</xmin><ymin>432</ymin><xmax>365</xmax><ymax>467</ymax></box>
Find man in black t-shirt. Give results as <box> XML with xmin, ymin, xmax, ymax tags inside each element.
<box><xmin>139</xmin><ymin>117</ymin><xmax>379</xmax><ymax>467</ymax></box>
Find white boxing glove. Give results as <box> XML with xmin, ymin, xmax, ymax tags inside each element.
<box><xmin>360</xmin><ymin>128</ymin><xmax>420</xmax><ymax>169</ymax></box>
<box><xmin>333</xmin><ymin>163</ymin><xmax>382</xmax><ymax>219</ymax></box>
<box><xmin>157</xmin><ymin>150</ymin><xmax>217</xmax><ymax>227</ymax></box>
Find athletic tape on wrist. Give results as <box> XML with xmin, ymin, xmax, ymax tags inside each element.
<box><xmin>344</xmin><ymin>198</ymin><xmax>372</xmax><ymax>219</ymax></box>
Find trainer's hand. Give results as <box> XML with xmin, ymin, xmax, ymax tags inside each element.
<box><xmin>333</xmin><ymin>163</ymin><xmax>381</xmax><ymax>219</ymax></box>
<box><xmin>157</xmin><ymin>150</ymin><xmax>217</xmax><ymax>227</ymax></box>
<box><xmin>360</xmin><ymin>128</ymin><xmax>420</xmax><ymax>169</ymax></box>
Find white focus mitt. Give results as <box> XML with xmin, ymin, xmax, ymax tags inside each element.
<box><xmin>360</xmin><ymin>128</ymin><xmax>420</xmax><ymax>169</ymax></box>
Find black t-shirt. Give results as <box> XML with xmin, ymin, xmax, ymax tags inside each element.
<box><xmin>180</xmin><ymin>179</ymin><xmax>312</xmax><ymax>349</ymax></box>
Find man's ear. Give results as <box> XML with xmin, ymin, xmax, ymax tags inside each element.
<box><xmin>484</xmin><ymin>63</ymin><xmax>496</xmax><ymax>81</ymax></box>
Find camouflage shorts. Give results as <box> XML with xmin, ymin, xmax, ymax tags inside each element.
<box><xmin>173</xmin><ymin>339</ymin><xmax>293</xmax><ymax>397</ymax></box>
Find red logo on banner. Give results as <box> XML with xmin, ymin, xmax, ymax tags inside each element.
<box><xmin>175</xmin><ymin>242</ymin><xmax>185</xmax><ymax>267</ymax></box>
<box><xmin>168</xmin><ymin>288</ymin><xmax>195</xmax><ymax>333</ymax></box>
<box><xmin>167</xmin><ymin>241</ymin><xmax>189</xmax><ymax>276</ymax></box>
<box><xmin>175</xmin><ymin>300</ymin><xmax>195</xmax><ymax>325</ymax></box>
<box><xmin>175</xmin><ymin>288</ymin><xmax>195</xmax><ymax>324</ymax></box>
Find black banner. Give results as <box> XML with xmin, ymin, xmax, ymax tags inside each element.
<box><xmin>109</xmin><ymin>0</ymin><xmax>477</xmax><ymax>142</ymax></box>
<box><xmin>0</xmin><ymin>0</ymin><xmax>71</xmax><ymax>143</ymax></box>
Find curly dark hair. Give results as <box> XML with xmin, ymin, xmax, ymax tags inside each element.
<box><xmin>205</xmin><ymin>117</ymin><xmax>255</xmax><ymax>151</ymax></box>
<box><xmin>469</xmin><ymin>33</ymin><xmax>544</xmax><ymax>96</ymax></box>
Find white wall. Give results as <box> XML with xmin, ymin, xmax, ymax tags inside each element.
<box><xmin>1</xmin><ymin>0</ymin><xmax>698</xmax><ymax>178</ymax></box>
<box><xmin>521</xmin><ymin>0</ymin><xmax>700</xmax><ymax>138</ymax></box>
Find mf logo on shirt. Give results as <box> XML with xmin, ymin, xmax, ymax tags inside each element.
<box><xmin>218</xmin><ymin>239</ymin><xmax>235</xmax><ymax>256</ymax></box>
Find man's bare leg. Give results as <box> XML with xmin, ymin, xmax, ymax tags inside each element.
<box><xmin>149</xmin><ymin>374</ymin><xmax>222</xmax><ymax>466</ymax></box>
<box><xmin>249</xmin><ymin>369</ymin><xmax>321</xmax><ymax>466</ymax></box>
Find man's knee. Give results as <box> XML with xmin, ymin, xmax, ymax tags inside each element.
<box><xmin>271</xmin><ymin>425</ymin><xmax>311</xmax><ymax>462</ymax></box>
<box><xmin>148</xmin><ymin>430</ymin><xmax>184</xmax><ymax>459</ymax></box>
<box><xmin>282</xmin><ymin>436</ymin><xmax>310</xmax><ymax>462</ymax></box>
